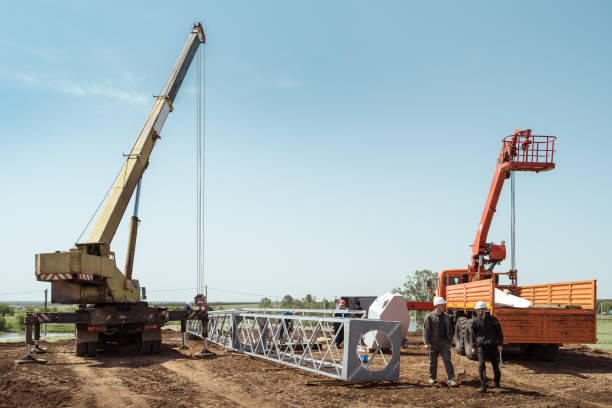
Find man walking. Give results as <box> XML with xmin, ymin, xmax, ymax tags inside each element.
<box><xmin>423</xmin><ymin>296</ymin><xmax>457</xmax><ymax>386</ymax></box>
<box><xmin>471</xmin><ymin>301</ymin><xmax>504</xmax><ymax>393</ymax></box>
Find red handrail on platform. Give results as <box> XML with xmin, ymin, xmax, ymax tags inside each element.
<box><xmin>500</xmin><ymin>130</ymin><xmax>556</xmax><ymax>166</ymax></box>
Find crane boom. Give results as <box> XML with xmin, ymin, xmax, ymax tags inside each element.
<box><xmin>35</xmin><ymin>23</ymin><xmax>206</xmax><ymax>304</ymax></box>
<box><xmin>87</xmin><ymin>24</ymin><xmax>205</xmax><ymax>250</ymax></box>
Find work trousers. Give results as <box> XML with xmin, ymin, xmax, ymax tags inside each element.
<box><xmin>477</xmin><ymin>345</ymin><xmax>501</xmax><ymax>386</ymax></box>
<box><xmin>332</xmin><ymin>322</ymin><xmax>344</xmax><ymax>346</ymax></box>
<box><xmin>279</xmin><ymin>319</ymin><xmax>293</xmax><ymax>340</ymax></box>
<box><xmin>428</xmin><ymin>340</ymin><xmax>455</xmax><ymax>381</ymax></box>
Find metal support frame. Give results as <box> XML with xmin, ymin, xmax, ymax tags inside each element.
<box><xmin>187</xmin><ymin>309</ymin><xmax>401</xmax><ymax>381</ymax></box>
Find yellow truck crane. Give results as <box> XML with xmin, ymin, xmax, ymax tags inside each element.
<box><xmin>21</xmin><ymin>23</ymin><xmax>209</xmax><ymax>362</ymax></box>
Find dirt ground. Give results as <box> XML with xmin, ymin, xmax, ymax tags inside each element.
<box><xmin>1</xmin><ymin>331</ymin><xmax>611</xmax><ymax>408</ymax></box>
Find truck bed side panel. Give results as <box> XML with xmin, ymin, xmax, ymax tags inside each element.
<box><xmin>495</xmin><ymin>308</ymin><xmax>596</xmax><ymax>344</ymax></box>
<box><xmin>516</xmin><ymin>280</ymin><xmax>597</xmax><ymax>310</ymax></box>
<box><xmin>446</xmin><ymin>279</ymin><xmax>494</xmax><ymax>310</ymax></box>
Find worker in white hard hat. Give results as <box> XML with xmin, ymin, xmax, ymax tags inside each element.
<box><xmin>423</xmin><ymin>296</ymin><xmax>457</xmax><ymax>387</ymax></box>
<box><xmin>470</xmin><ymin>301</ymin><xmax>504</xmax><ymax>393</ymax></box>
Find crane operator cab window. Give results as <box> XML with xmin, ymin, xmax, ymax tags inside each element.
<box><xmin>443</xmin><ymin>277</ymin><xmax>459</xmax><ymax>286</ymax></box>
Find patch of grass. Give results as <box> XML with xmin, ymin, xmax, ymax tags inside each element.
<box><xmin>48</xmin><ymin>323</ymin><xmax>75</xmax><ymax>333</ymax></box>
<box><xmin>211</xmin><ymin>303</ymin><xmax>259</xmax><ymax>310</ymax></box>
<box><xmin>5</xmin><ymin>315</ymin><xmax>22</xmax><ymax>332</ymax></box>
<box><xmin>587</xmin><ymin>315</ymin><xmax>612</xmax><ymax>351</ymax></box>
<box><xmin>3</xmin><ymin>314</ymin><xmax>74</xmax><ymax>334</ymax></box>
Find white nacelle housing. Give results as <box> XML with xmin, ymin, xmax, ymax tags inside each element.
<box><xmin>364</xmin><ymin>292</ymin><xmax>410</xmax><ymax>350</ymax></box>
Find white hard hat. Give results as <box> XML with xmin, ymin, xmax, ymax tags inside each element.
<box><xmin>475</xmin><ymin>301</ymin><xmax>488</xmax><ymax>310</ymax></box>
<box><xmin>433</xmin><ymin>296</ymin><xmax>446</xmax><ymax>306</ymax></box>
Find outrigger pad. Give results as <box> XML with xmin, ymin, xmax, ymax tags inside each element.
<box><xmin>195</xmin><ymin>348</ymin><xmax>215</xmax><ymax>358</ymax></box>
<box><xmin>16</xmin><ymin>356</ymin><xmax>47</xmax><ymax>364</ymax></box>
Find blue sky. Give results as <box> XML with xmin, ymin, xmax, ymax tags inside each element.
<box><xmin>1</xmin><ymin>1</ymin><xmax>610</xmax><ymax>303</ymax></box>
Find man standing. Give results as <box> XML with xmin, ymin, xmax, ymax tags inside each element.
<box><xmin>471</xmin><ymin>301</ymin><xmax>503</xmax><ymax>393</ymax></box>
<box><xmin>333</xmin><ymin>300</ymin><xmax>347</xmax><ymax>347</ymax></box>
<box><xmin>423</xmin><ymin>296</ymin><xmax>457</xmax><ymax>386</ymax></box>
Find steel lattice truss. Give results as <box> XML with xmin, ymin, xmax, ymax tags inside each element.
<box><xmin>187</xmin><ymin>309</ymin><xmax>401</xmax><ymax>381</ymax></box>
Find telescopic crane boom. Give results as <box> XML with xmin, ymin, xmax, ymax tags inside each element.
<box><xmin>35</xmin><ymin>23</ymin><xmax>206</xmax><ymax>304</ymax></box>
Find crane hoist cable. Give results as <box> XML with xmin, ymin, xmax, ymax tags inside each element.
<box><xmin>196</xmin><ymin>44</ymin><xmax>206</xmax><ymax>298</ymax></box>
<box><xmin>510</xmin><ymin>171</ymin><xmax>516</xmax><ymax>271</ymax></box>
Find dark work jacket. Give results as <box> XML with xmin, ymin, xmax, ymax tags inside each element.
<box><xmin>423</xmin><ymin>312</ymin><xmax>453</xmax><ymax>345</ymax></box>
<box><xmin>471</xmin><ymin>314</ymin><xmax>503</xmax><ymax>348</ymax></box>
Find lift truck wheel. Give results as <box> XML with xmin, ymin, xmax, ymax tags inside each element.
<box><xmin>532</xmin><ymin>344</ymin><xmax>558</xmax><ymax>361</ymax></box>
<box><xmin>76</xmin><ymin>342</ymin><xmax>87</xmax><ymax>357</ymax></box>
<box><xmin>454</xmin><ymin>317</ymin><xmax>467</xmax><ymax>356</ymax></box>
<box><xmin>463</xmin><ymin>321</ymin><xmax>477</xmax><ymax>360</ymax></box>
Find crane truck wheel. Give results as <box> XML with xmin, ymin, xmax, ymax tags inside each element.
<box><xmin>454</xmin><ymin>317</ymin><xmax>467</xmax><ymax>355</ymax></box>
<box><xmin>140</xmin><ymin>340</ymin><xmax>153</xmax><ymax>354</ymax></box>
<box><xmin>152</xmin><ymin>340</ymin><xmax>162</xmax><ymax>354</ymax></box>
<box><xmin>463</xmin><ymin>321</ymin><xmax>477</xmax><ymax>360</ymax></box>
<box><xmin>86</xmin><ymin>342</ymin><xmax>97</xmax><ymax>357</ymax></box>
<box><xmin>76</xmin><ymin>342</ymin><xmax>87</xmax><ymax>357</ymax></box>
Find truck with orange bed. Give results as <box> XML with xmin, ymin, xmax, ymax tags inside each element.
<box><xmin>411</xmin><ymin>130</ymin><xmax>597</xmax><ymax>361</ymax></box>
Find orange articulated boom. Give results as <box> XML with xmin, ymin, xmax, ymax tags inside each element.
<box><xmin>469</xmin><ymin>129</ymin><xmax>556</xmax><ymax>284</ymax></box>
<box><xmin>429</xmin><ymin>129</ymin><xmax>556</xmax><ymax>302</ymax></box>
<box><xmin>418</xmin><ymin>132</ymin><xmax>597</xmax><ymax>358</ymax></box>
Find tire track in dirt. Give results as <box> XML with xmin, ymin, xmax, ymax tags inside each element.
<box><xmin>162</xmin><ymin>357</ymin><xmax>290</xmax><ymax>407</ymax></box>
<box><xmin>502</xmin><ymin>377</ymin><xmax>612</xmax><ymax>408</ymax></box>
<box><xmin>65</xmin><ymin>352</ymin><xmax>151</xmax><ymax>408</ymax></box>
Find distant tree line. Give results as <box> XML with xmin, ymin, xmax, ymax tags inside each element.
<box><xmin>259</xmin><ymin>294</ymin><xmax>333</xmax><ymax>310</ymax></box>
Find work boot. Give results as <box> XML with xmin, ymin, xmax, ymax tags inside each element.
<box><xmin>478</xmin><ymin>384</ymin><xmax>487</xmax><ymax>393</ymax></box>
<box><xmin>494</xmin><ymin>382</ymin><xmax>501</xmax><ymax>389</ymax></box>
<box><xmin>428</xmin><ymin>378</ymin><xmax>435</xmax><ymax>385</ymax></box>
<box><xmin>448</xmin><ymin>379</ymin><xmax>457</xmax><ymax>387</ymax></box>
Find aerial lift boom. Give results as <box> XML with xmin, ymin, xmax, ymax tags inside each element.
<box><xmin>419</xmin><ymin>130</ymin><xmax>596</xmax><ymax>361</ymax></box>
<box><xmin>469</xmin><ymin>129</ymin><xmax>556</xmax><ymax>285</ymax></box>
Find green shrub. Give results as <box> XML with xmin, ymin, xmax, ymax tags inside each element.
<box><xmin>15</xmin><ymin>312</ymin><xmax>26</xmax><ymax>331</ymax></box>
<box><xmin>0</xmin><ymin>304</ymin><xmax>13</xmax><ymax>316</ymax></box>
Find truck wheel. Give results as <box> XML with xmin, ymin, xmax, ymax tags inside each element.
<box><xmin>454</xmin><ymin>318</ymin><xmax>467</xmax><ymax>355</ymax></box>
<box><xmin>464</xmin><ymin>322</ymin><xmax>477</xmax><ymax>360</ymax></box>
<box><xmin>519</xmin><ymin>343</ymin><xmax>533</xmax><ymax>357</ymax></box>
<box><xmin>86</xmin><ymin>342</ymin><xmax>97</xmax><ymax>357</ymax></box>
<box><xmin>152</xmin><ymin>340</ymin><xmax>162</xmax><ymax>354</ymax></box>
<box><xmin>537</xmin><ymin>344</ymin><xmax>558</xmax><ymax>361</ymax></box>
<box><xmin>76</xmin><ymin>342</ymin><xmax>87</xmax><ymax>357</ymax></box>
<box><xmin>141</xmin><ymin>340</ymin><xmax>152</xmax><ymax>354</ymax></box>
